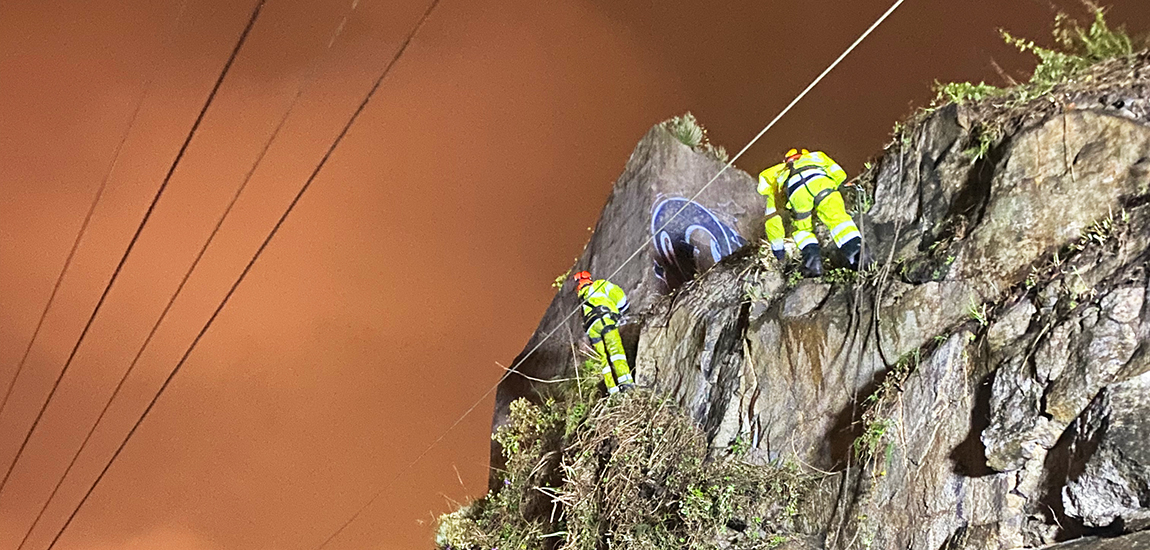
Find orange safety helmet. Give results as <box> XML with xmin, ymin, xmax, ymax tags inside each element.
<box><xmin>573</xmin><ymin>270</ymin><xmax>593</xmax><ymax>291</ymax></box>
<box><xmin>784</xmin><ymin>148</ymin><xmax>809</xmax><ymax>162</ymax></box>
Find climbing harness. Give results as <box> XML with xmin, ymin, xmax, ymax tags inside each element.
<box><xmin>583</xmin><ymin>305</ymin><xmax>620</xmax><ymax>332</ymax></box>
<box><xmin>784</xmin><ymin>160</ymin><xmax>842</xmax><ymax>220</ymax></box>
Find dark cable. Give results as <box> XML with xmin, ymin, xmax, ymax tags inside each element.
<box><xmin>304</xmin><ymin>6</ymin><xmax>445</xmax><ymax>549</ymax></box>
<box><xmin>0</xmin><ymin>0</ymin><xmax>267</xmax><ymax>498</ymax></box>
<box><xmin>13</xmin><ymin>4</ymin><xmax>364</xmax><ymax>547</ymax></box>
<box><xmin>0</xmin><ymin>0</ymin><xmax>189</xmax><ymax>447</ymax></box>
<box><xmin>0</xmin><ymin>82</ymin><xmax>150</xmax><ymax>422</ymax></box>
<box><xmin>6</xmin><ymin>9</ymin><xmax>191</xmax><ymax>547</ymax></box>
<box><xmin>42</xmin><ymin>0</ymin><xmax>442</xmax><ymax>547</ymax></box>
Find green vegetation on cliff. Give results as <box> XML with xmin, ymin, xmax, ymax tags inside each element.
<box><xmin>437</xmin><ymin>360</ymin><xmax>815</xmax><ymax>550</ymax></box>
<box><xmin>870</xmin><ymin>4</ymin><xmax>1143</xmax><ymax>170</ymax></box>
<box><xmin>662</xmin><ymin>112</ymin><xmax>730</xmax><ymax>163</ymax></box>
<box><xmin>445</xmin><ymin>6</ymin><xmax>1150</xmax><ymax>550</ymax></box>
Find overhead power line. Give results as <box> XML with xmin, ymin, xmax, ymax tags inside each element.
<box><xmin>306</xmin><ymin>0</ymin><xmax>909</xmax><ymax>546</ymax></box>
<box><xmin>13</xmin><ymin>3</ymin><xmax>363</xmax><ymax>548</ymax></box>
<box><xmin>0</xmin><ymin>0</ymin><xmax>191</xmax><ymax>449</ymax></box>
<box><xmin>0</xmin><ymin>82</ymin><xmax>150</xmax><ymax>423</ymax></box>
<box><xmin>42</xmin><ymin>0</ymin><xmax>443</xmax><ymax>548</ymax></box>
<box><xmin>0</xmin><ymin>0</ymin><xmax>267</xmax><ymax>502</ymax></box>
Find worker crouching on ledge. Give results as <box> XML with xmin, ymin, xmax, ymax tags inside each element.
<box><xmin>758</xmin><ymin>148</ymin><xmax>863</xmax><ymax>277</ymax></box>
<box><xmin>573</xmin><ymin>270</ymin><xmax>635</xmax><ymax>395</ymax></box>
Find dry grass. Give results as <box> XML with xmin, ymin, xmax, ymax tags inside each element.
<box><xmin>438</xmin><ymin>388</ymin><xmax>814</xmax><ymax>550</ymax></box>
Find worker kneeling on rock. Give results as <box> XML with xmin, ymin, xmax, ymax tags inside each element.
<box><xmin>573</xmin><ymin>270</ymin><xmax>635</xmax><ymax>395</ymax></box>
<box><xmin>758</xmin><ymin>148</ymin><xmax>863</xmax><ymax>277</ymax></box>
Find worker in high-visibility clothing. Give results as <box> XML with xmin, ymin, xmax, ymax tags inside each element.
<box><xmin>758</xmin><ymin>148</ymin><xmax>863</xmax><ymax>277</ymax></box>
<box><xmin>573</xmin><ymin>270</ymin><xmax>635</xmax><ymax>394</ymax></box>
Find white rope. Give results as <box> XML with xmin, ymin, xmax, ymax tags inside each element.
<box><xmin>473</xmin><ymin>0</ymin><xmax>912</xmax><ymax>406</ymax></box>
<box><xmin>315</xmin><ymin>0</ymin><xmax>908</xmax><ymax>544</ymax></box>
<box><xmin>496</xmin><ymin>0</ymin><xmax>910</xmax><ymax>390</ymax></box>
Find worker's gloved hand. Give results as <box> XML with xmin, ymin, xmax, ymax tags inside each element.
<box><xmin>772</xmin><ymin>248</ymin><xmax>786</xmax><ymax>261</ymax></box>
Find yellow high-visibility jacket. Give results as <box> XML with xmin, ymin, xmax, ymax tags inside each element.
<box><xmin>578</xmin><ymin>279</ymin><xmax>629</xmax><ymax>321</ymax></box>
<box><xmin>576</xmin><ymin>279</ymin><xmax>634</xmax><ymax>393</ymax></box>
<box><xmin>757</xmin><ymin>151</ymin><xmax>848</xmax><ymax>253</ymax></box>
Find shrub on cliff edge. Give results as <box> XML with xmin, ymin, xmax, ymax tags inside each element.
<box><xmin>437</xmin><ymin>377</ymin><xmax>813</xmax><ymax>550</ymax></box>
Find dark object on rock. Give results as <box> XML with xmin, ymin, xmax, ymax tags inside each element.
<box><xmin>800</xmin><ymin>244</ymin><xmax>824</xmax><ymax>277</ymax></box>
<box><xmin>651</xmin><ymin>196</ymin><xmax>747</xmax><ymax>290</ymax></box>
<box><xmin>840</xmin><ymin>237</ymin><xmax>862</xmax><ymax>271</ymax></box>
<box><xmin>489</xmin><ymin>123</ymin><xmax>763</xmax><ymax>482</ymax></box>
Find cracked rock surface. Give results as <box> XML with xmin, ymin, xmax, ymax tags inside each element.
<box><xmin>492</xmin><ymin>53</ymin><xmax>1150</xmax><ymax>548</ymax></box>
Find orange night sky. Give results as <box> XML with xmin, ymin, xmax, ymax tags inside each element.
<box><xmin>1</xmin><ymin>1</ymin><xmax>1147</xmax><ymax>549</ymax></box>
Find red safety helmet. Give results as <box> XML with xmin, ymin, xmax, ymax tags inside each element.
<box><xmin>784</xmin><ymin>148</ymin><xmax>809</xmax><ymax>162</ymax></box>
<box><xmin>573</xmin><ymin>270</ymin><xmax>592</xmax><ymax>291</ymax></box>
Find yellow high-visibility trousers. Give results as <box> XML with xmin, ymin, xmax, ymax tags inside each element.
<box><xmin>587</xmin><ymin>317</ymin><xmax>633</xmax><ymax>394</ymax></box>
<box><xmin>788</xmin><ymin>184</ymin><xmax>861</xmax><ymax>251</ymax></box>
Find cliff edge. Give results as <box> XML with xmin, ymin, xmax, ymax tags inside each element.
<box><xmin>453</xmin><ymin>13</ymin><xmax>1150</xmax><ymax>550</ymax></box>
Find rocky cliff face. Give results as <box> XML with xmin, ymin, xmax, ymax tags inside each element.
<box><xmin>634</xmin><ymin>51</ymin><xmax>1150</xmax><ymax>548</ymax></box>
<box><xmin>487</xmin><ymin>46</ymin><xmax>1150</xmax><ymax>550</ymax></box>
<box><xmin>490</xmin><ymin>122</ymin><xmax>763</xmax><ymax>465</ymax></box>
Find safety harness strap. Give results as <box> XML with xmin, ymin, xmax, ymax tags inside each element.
<box><xmin>791</xmin><ymin>188</ymin><xmax>840</xmax><ymax>221</ymax></box>
<box><xmin>812</xmin><ymin>187</ymin><xmax>837</xmax><ymax>207</ymax></box>
<box><xmin>584</xmin><ymin>305</ymin><xmax>619</xmax><ymax>331</ymax></box>
<box><xmin>784</xmin><ymin>161</ymin><xmax>829</xmax><ymax>200</ymax></box>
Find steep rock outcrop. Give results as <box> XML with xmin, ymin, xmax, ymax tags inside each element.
<box><xmin>492</xmin><ymin>122</ymin><xmax>768</xmax><ymax>474</ymax></box>
<box><xmin>490</xmin><ymin>124</ymin><xmax>763</xmax><ymax>471</ymax></box>
<box><xmin>487</xmin><ymin>50</ymin><xmax>1150</xmax><ymax>548</ymax></box>
<box><xmin>631</xmin><ymin>54</ymin><xmax>1150</xmax><ymax>548</ymax></box>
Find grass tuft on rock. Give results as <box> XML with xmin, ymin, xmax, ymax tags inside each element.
<box><xmin>929</xmin><ymin>4</ymin><xmax>1136</xmax><ymax>109</ymax></box>
<box><xmin>662</xmin><ymin>112</ymin><xmax>730</xmax><ymax>164</ymax></box>
<box><xmin>868</xmin><ymin>4</ymin><xmax>1146</xmax><ymax>166</ymax></box>
<box><xmin>1000</xmin><ymin>4</ymin><xmax>1135</xmax><ymax>102</ymax></box>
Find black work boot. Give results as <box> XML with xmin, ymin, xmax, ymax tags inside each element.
<box><xmin>800</xmin><ymin>244</ymin><xmax>824</xmax><ymax>277</ymax></box>
<box><xmin>840</xmin><ymin>237</ymin><xmax>862</xmax><ymax>271</ymax></box>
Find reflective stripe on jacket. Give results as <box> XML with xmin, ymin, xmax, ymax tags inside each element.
<box><xmin>757</xmin><ymin>151</ymin><xmax>847</xmax><ymax>250</ymax></box>
<box><xmin>577</xmin><ymin>279</ymin><xmax>628</xmax><ymax>322</ymax></box>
